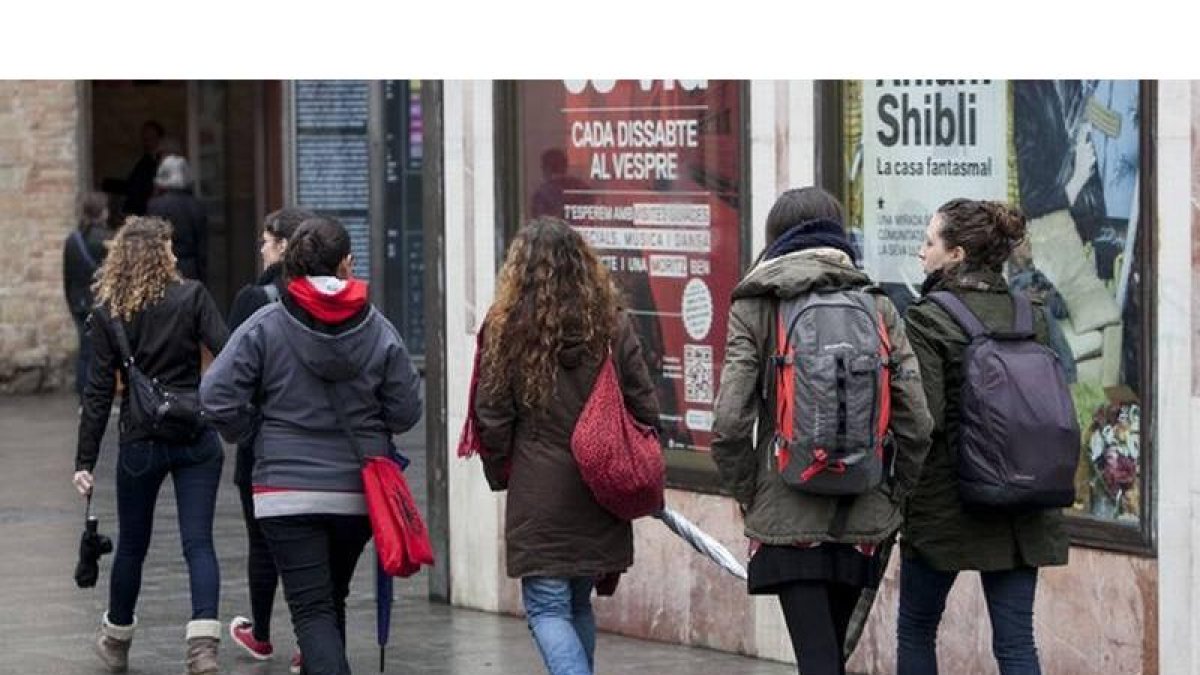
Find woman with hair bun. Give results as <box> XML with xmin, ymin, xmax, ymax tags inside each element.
<box><xmin>897</xmin><ymin>198</ymin><xmax>1069</xmax><ymax>675</ymax></box>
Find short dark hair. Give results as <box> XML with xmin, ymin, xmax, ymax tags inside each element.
<box><xmin>541</xmin><ymin>149</ymin><xmax>568</xmax><ymax>174</ymax></box>
<box><xmin>263</xmin><ymin>207</ymin><xmax>318</xmax><ymax>242</ymax></box>
<box><xmin>765</xmin><ymin>187</ymin><xmax>845</xmax><ymax>243</ymax></box>
<box><xmin>79</xmin><ymin>192</ymin><xmax>108</xmax><ymax>228</ymax></box>
<box><xmin>284</xmin><ymin>216</ymin><xmax>351</xmax><ymax>278</ymax></box>
<box><xmin>142</xmin><ymin>120</ymin><xmax>164</xmax><ymax>137</ymax></box>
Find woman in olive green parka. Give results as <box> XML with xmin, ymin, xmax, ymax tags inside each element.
<box><xmin>898</xmin><ymin>198</ymin><xmax>1069</xmax><ymax>675</ymax></box>
<box><xmin>712</xmin><ymin>188</ymin><xmax>933</xmax><ymax>675</ymax></box>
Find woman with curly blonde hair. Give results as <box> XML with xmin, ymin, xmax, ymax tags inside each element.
<box><xmin>474</xmin><ymin>217</ymin><xmax>660</xmax><ymax>675</ymax></box>
<box><xmin>72</xmin><ymin>216</ymin><xmax>228</xmax><ymax>675</ymax></box>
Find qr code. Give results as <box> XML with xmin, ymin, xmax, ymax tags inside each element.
<box><xmin>684</xmin><ymin>345</ymin><xmax>713</xmax><ymax>404</ymax></box>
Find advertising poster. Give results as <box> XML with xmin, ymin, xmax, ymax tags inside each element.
<box><xmin>1013</xmin><ymin>80</ymin><xmax>1143</xmax><ymax>522</ymax></box>
<box><xmin>517</xmin><ymin>80</ymin><xmax>743</xmax><ymax>453</ymax></box>
<box><xmin>861</xmin><ymin>80</ymin><xmax>1009</xmax><ymax>287</ymax></box>
<box><xmin>292</xmin><ymin>80</ymin><xmax>371</xmax><ymax>280</ymax></box>
<box><xmin>850</xmin><ymin>79</ymin><xmax>1148</xmax><ymax>527</ymax></box>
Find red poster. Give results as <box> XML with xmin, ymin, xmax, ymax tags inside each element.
<box><xmin>517</xmin><ymin>80</ymin><xmax>743</xmax><ymax>453</ymax></box>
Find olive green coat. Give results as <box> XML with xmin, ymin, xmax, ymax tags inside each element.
<box><xmin>711</xmin><ymin>249</ymin><xmax>934</xmax><ymax>545</ymax></box>
<box><xmin>902</xmin><ymin>271</ymin><xmax>1070</xmax><ymax>572</ymax></box>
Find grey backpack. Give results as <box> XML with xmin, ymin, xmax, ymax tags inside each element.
<box><xmin>928</xmin><ymin>291</ymin><xmax>1079</xmax><ymax>509</ymax></box>
<box><xmin>769</xmin><ymin>287</ymin><xmax>892</xmax><ymax>497</ymax></box>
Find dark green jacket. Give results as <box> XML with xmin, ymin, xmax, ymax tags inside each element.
<box><xmin>711</xmin><ymin>249</ymin><xmax>933</xmax><ymax>545</ymax></box>
<box><xmin>902</xmin><ymin>271</ymin><xmax>1070</xmax><ymax>571</ymax></box>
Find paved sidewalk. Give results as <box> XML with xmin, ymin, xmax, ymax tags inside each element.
<box><xmin>0</xmin><ymin>393</ymin><xmax>796</xmax><ymax>674</ymax></box>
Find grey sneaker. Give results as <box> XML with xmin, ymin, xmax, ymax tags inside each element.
<box><xmin>185</xmin><ymin>620</ymin><xmax>221</xmax><ymax>675</ymax></box>
<box><xmin>93</xmin><ymin>614</ymin><xmax>135</xmax><ymax>673</ymax></box>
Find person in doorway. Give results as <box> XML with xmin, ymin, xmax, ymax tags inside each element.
<box><xmin>473</xmin><ymin>217</ymin><xmax>660</xmax><ymax>675</ymax></box>
<box><xmin>62</xmin><ymin>191</ymin><xmax>115</xmax><ymax>404</ymax></box>
<box><xmin>530</xmin><ymin>148</ymin><xmax>591</xmax><ymax>219</ymax></box>
<box><xmin>72</xmin><ymin>216</ymin><xmax>229</xmax><ymax>675</ymax></box>
<box><xmin>223</xmin><ymin>207</ymin><xmax>315</xmax><ymax>672</ymax></box>
<box><xmin>124</xmin><ymin>120</ymin><xmax>164</xmax><ymax>216</ymax></box>
<box><xmin>710</xmin><ymin>187</ymin><xmax>933</xmax><ymax>675</ymax></box>
<box><xmin>147</xmin><ymin>155</ymin><xmax>208</xmax><ymax>284</ymax></box>
<box><xmin>202</xmin><ymin>216</ymin><xmax>423</xmax><ymax>675</ymax></box>
<box><xmin>898</xmin><ymin>199</ymin><xmax>1069</xmax><ymax>675</ymax></box>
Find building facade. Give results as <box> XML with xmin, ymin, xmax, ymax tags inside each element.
<box><xmin>432</xmin><ymin>80</ymin><xmax>1197</xmax><ymax>675</ymax></box>
<box><xmin>2</xmin><ymin>78</ymin><xmax>1198</xmax><ymax>674</ymax></box>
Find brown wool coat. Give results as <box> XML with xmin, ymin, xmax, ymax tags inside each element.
<box><xmin>475</xmin><ymin>312</ymin><xmax>660</xmax><ymax>579</ymax></box>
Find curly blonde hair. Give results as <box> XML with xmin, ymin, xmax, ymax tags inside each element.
<box><xmin>92</xmin><ymin>216</ymin><xmax>180</xmax><ymax>321</ymax></box>
<box><xmin>480</xmin><ymin>217</ymin><xmax>621</xmax><ymax>412</ymax></box>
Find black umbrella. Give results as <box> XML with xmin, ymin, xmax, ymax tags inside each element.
<box><xmin>74</xmin><ymin>494</ymin><xmax>113</xmax><ymax>589</ymax></box>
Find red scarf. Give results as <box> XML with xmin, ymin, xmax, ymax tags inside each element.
<box><xmin>287</xmin><ymin>277</ymin><xmax>368</xmax><ymax>324</ymax></box>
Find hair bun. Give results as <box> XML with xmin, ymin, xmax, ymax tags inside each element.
<box><xmin>982</xmin><ymin>201</ymin><xmax>1026</xmax><ymax>242</ymax></box>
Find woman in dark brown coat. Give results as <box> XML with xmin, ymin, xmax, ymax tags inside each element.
<box><xmin>474</xmin><ymin>217</ymin><xmax>659</xmax><ymax>675</ymax></box>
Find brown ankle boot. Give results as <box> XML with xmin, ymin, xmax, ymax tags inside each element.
<box><xmin>94</xmin><ymin>614</ymin><xmax>135</xmax><ymax>673</ymax></box>
<box><xmin>185</xmin><ymin>620</ymin><xmax>221</xmax><ymax>675</ymax></box>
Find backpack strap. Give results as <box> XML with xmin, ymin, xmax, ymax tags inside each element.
<box><xmin>105</xmin><ymin>312</ymin><xmax>136</xmax><ymax>370</ymax></box>
<box><xmin>322</xmin><ymin>379</ymin><xmax>367</xmax><ymax>468</ymax></box>
<box><xmin>927</xmin><ymin>291</ymin><xmax>988</xmax><ymax>339</ymax></box>
<box><xmin>1011</xmin><ymin>292</ymin><xmax>1034</xmax><ymax>335</ymax></box>
<box><xmin>770</xmin><ymin>300</ymin><xmax>796</xmax><ymax>446</ymax></box>
<box><xmin>71</xmin><ymin>230</ymin><xmax>99</xmax><ymax>271</ymax></box>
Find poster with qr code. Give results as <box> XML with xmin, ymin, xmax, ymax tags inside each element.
<box><xmin>684</xmin><ymin>345</ymin><xmax>714</xmax><ymax>404</ymax></box>
<box><xmin>517</xmin><ymin>80</ymin><xmax>743</xmax><ymax>454</ymax></box>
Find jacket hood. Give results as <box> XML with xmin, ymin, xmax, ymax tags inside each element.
<box><xmin>732</xmin><ymin>248</ymin><xmax>871</xmax><ymax>301</ymax></box>
<box><xmin>288</xmin><ymin>277</ymin><xmax>369</xmax><ymax>324</ymax></box>
<box><xmin>277</xmin><ymin>304</ymin><xmax>385</xmax><ymax>382</ymax></box>
<box><xmin>557</xmin><ymin>335</ymin><xmax>589</xmax><ymax>370</ymax></box>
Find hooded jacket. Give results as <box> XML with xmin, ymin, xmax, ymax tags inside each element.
<box><xmin>201</xmin><ymin>277</ymin><xmax>423</xmax><ymax>518</ymax></box>
<box><xmin>711</xmin><ymin>249</ymin><xmax>933</xmax><ymax>545</ymax></box>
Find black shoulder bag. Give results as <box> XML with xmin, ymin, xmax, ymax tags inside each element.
<box><xmin>107</xmin><ymin>315</ymin><xmax>205</xmax><ymax>442</ymax></box>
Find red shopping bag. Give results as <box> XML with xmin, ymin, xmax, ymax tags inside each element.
<box><xmin>570</xmin><ymin>352</ymin><xmax>665</xmax><ymax>520</ymax></box>
<box><xmin>362</xmin><ymin>455</ymin><xmax>434</xmax><ymax>578</ymax></box>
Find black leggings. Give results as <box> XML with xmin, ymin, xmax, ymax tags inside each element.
<box><xmin>238</xmin><ymin>480</ymin><xmax>279</xmax><ymax>642</ymax></box>
<box><xmin>777</xmin><ymin>580</ymin><xmax>864</xmax><ymax>675</ymax></box>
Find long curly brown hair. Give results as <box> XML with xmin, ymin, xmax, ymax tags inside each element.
<box><xmin>480</xmin><ymin>217</ymin><xmax>621</xmax><ymax>412</ymax></box>
<box><xmin>92</xmin><ymin>216</ymin><xmax>180</xmax><ymax>321</ymax></box>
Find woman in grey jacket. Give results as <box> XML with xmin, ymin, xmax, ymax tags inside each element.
<box><xmin>202</xmin><ymin>217</ymin><xmax>422</xmax><ymax>675</ymax></box>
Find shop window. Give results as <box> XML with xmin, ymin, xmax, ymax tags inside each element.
<box><xmin>833</xmin><ymin>80</ymin><xmax>1155</xmax><ymax>553</ymax></box>
<box><xmin>501</xmin><ymin>80</ymin><xmax>749</xmax><ymax>492</ymax></box>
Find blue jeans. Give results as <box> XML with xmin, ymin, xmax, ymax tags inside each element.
<box><xmin>108</xmin><ymin>430</ymin><xmax>223</xmax><ymax>626</ymax></box>
<box><xmin>897</xmin><ymin>553</ymin><xmax>1041</xmax><ymax>675</ymax></box>
<box><xmin>521</xmin><ymin>577</ymin><xmax>597</xmax><ymax>675</ymax></box>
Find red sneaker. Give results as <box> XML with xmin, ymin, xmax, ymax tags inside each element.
<box><xmin>289</xmin><ymin>650</ymin><xmax>303</xmax><ymax>674</ymax></box>
<box><xmin>229</xmin><ymin>616</ymin><xmax>274</xmax><ymax>661</ymax></box>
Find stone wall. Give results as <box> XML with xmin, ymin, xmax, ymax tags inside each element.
<box><xmin>0</xmin><ymin>81</ymin><xmax>84</xmax><ymax>394</ymax></box>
